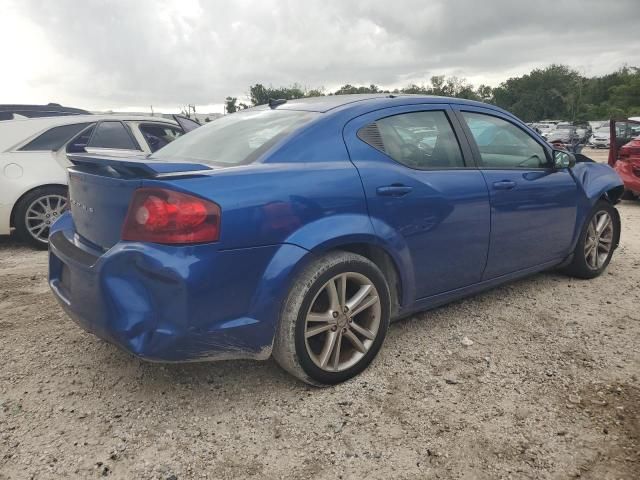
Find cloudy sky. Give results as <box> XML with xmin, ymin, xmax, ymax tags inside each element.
<box><xmin>1</xmin><ymin>0</ymin><xmax>639</xmax><ymax>113</ymax></box>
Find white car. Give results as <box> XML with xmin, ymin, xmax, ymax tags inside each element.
<box><xmin>590</xmin><ymin>126</ymin><xmax>611</xmax><ymax>149</ymax></box>
<box><xmin>0</xmin><ymin>114</ymin><xmax>199</xmax><ymax>247</ymax></box>
<box><xmin>535</xmin><ymin>123</ymin><xmax>556</xmax><ymax>139</ymax></box>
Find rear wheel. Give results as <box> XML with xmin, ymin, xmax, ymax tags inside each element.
<box><xmin>272</xmin><ymin>251</ymin><xmax>390</xmax><ymax>386</ymax></box>
<box><xmin>562</xmin><ymin>201</ymin><xmax>619</xmax><ymax>279</ymax></box>
<box><xmin>14</xmin><ymin>186</ymin><xmax>68</xmax><ymax>249</ymax></box>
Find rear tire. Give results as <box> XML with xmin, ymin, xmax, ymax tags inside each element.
<box><xmin>14</xmin><ymin>186</ymin><xmax>68</xmax><ymax>249</ymax></box>
<box><xmin>561</xmin><ymin>200</ymin><xmax>619</xmax><ymax>279</ymax></box>
<box><xmin>272</xmin><ymin>251</ymin><xmax>390</xmax><ymax>386</ymax></box>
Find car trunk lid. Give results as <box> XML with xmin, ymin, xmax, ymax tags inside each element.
<box><xmin>67</xmin><ymin>154</ymin><xmax>213</xmax><ymax>249</ymax></box>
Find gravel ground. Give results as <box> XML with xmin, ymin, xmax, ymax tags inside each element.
<box><xmin>1</xmin><ymin>150</ymin><xmax>638</xmax><ymax>479</ymax></box>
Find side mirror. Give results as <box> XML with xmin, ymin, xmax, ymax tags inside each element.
<box><xmin>553</xmin><ymin>149</ymin><xmax>576</xmax><ymax>169</ymax></box>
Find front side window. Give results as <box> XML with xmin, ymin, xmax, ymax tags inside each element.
<box><xmin>139</xmin><ymin>124</ymin><xmax>184</xmax><ymax>153</ymax></box>
<box><xmin>358</xmin><ymin>111</ymin><xmax>465</xmax><ymax>169</ymax></box>
<box><xmin>88</xmin><ymin>121</ymin><xmax>139</xmax><ymax>150</ymax></box>
<box><xmin>19</xmin><ymin>123</ymin><xmax>93</xmax><ymax>151</ymax></box>
<box><xmin>153</xmin><ymin>109</ymin><xmax>318</xmax><ymax>166</ymax></box>
<box><xmin>462</xmin><ymin>112</ymin><xmax>548</xmax><ymax>169</ymax></box>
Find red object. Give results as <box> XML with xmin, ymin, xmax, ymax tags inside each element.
<box><xmin>614</xmin><ymin>136</ymin><xmax>640</xmax><ymax>195</ymax></box>
<box><xmin>122</xmin><ymin>188</ymin><xmax>220</xmax><ymax>244</ymax></box>
<box><xmin>608</xmin><ymin>118</ymin><xmax>640</xmax><ymax>167</ymax></box>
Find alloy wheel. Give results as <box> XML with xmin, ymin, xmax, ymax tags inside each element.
<box><xmin>584</xmin><ymin>211</ymin><xmax>613</xmax><ymax>270</ymax></box>
<box><xmin>25</xmin><ymin>194</ymin><xmax>67</xmax><ymax>243</ymax></box>
<box><xmin>304</xmin><ymin>272</ymin><xmax>381</xmax><ymax>372</ymax></box>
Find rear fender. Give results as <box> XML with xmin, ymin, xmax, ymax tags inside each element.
<box><xmin>282</xmin><ymin>214</ymin><xmax>415</xmax><ymax>307</ymax></box>
<box><xmin>249</xmin><ymin>213</ymin><xmax>415</xmax><ymax>352</ymax></box>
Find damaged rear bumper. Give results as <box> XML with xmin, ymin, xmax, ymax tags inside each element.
<box><xmin>48</xmin><ymin>213</ymin><xmax>306</xmax><ymax>362</ymax></box>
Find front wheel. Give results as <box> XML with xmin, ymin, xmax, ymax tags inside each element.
<box><xmin>272</xmin><ymin>251</ymin><xmax>390</xmax><ymax>386</ymax></box>
<box><xmin>561</xmin><ymin>201</ymin><xmax>620</xmax><ymax>279</ymax></box>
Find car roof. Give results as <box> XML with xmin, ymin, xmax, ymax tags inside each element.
<box><xmin>263</xmin><ymin>93</ymin><xmax>495</xmax><ymax>113</ymax></box>
<box><xmin>0</xmin><ymin>114</ymin><xmax>178</xmax><ymax>152</ymax></box>
<box><xmin>1</xmin><ymin>114</ymin><xmax>177</xmax><ymax>126</ymax></box>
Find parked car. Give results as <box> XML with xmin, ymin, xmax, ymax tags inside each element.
<box><xmin>614</xmin><ymin>135</ymin><xmax>640</xmax><ymax>199</ymax></box>
<box><xmin>48</xmin><ymin>95</ymin><xmax>623</xmax><ymax>386</ymax></box>
<box><xmin>546</xmin><ymin>127</ymin><xmax>580</xmax><ymax>147</ymax></box>
<box><xmin>590</xmin><ymin>126</ymin><xmax>611</xmax><ymax>148</ymax></box>
<box><xmin>535</xmin><ymin>123</ymin><xmax>555</xmax><ymax>139</ymax></box>
<box><xmin>0</xmin><ymin>103</ymin><xmax>90</xmax><ymax>121</ymax></box>
<box><xmin>574</xmin><ymin>123</ymin><xmax>592</xmax><ymax>143</ymax></box>
<box><xmin>0</xmin><ymin>114</ymin><xmax>200</xmax><ymax>247</ymax></box>
<box><xmin>608</xmin><ymin>119</ymin><xmax>640</xmax><ymax>199</ymax></box>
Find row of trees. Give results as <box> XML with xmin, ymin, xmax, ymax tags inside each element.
<box><xmin>223</xmin><ymin>65</ymin><xmax>640</xmax><ymax>122</ymax></box>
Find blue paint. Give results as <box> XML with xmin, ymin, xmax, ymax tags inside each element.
<box><xmin>48</xmin><ymin>95</ymin><xmax>623</xmax><ymax>363</ymax></box>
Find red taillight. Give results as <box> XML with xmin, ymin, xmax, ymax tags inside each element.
<box><xmin>122</xmin><ymin>188</ymin><xmax>220</xmax><ymax>244</ymax></box>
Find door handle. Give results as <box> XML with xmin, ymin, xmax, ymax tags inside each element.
<box><xmin>376</xmin><ymin>185</ymin><xmax>413</xmax><ymax>197</ymax></box>
<box><xmin>492</xmin><ymin>180</ymin><xmax>517</xmax><ymax>190</ymax></box>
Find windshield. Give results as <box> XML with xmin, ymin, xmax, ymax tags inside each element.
<box><xmin>153</xmin><ymin>109</ymin><xmax>318</xmax><ymax>165</ymax></box>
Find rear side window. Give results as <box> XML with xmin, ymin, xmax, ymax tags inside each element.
<box><xmin>66</xmin><ymin>125</ymin><xmax>96</xmax><ymax>153</ymax></box>
<box><xmin>89</xmin><ymin>121</ymin><xmax>139</xmax><ymax>150</ymax></box>
<box><xmin>19</xmin><ymin>123</ymin><xmax>93</xmax><ymax>151</ymax></box>
<box><xmin>358</xmin><ymin>111</ymin><xmax>465</xmax><ymax>169</ymax></box>
<box><xmin>152</xmin><ymin>110</ymin><xmax>318</xmax><ymax>165</ymax></box>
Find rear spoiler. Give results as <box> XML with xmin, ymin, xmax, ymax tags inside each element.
<box><xmin>67</xmin><ymin>153</ymin><xmax>213</xmax><ymax>178</ymax></box>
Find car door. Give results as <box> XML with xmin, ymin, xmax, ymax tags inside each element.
<box><xmin>453</xmin><ymin>106</ymin><xmax>579</xmax><ymax>279</ymax></box>
<box><xmin>344</xmin><ymin>104</ymin><xmax>490</xmax><ymax>300</ymax></box>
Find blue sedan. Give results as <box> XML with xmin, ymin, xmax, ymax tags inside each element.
<box><xmin>48</xmin><ymin>95</ymin><xmax>623</xmax><ymax>385</ymax></box>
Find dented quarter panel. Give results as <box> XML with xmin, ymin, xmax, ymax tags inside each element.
<box><xmin>49</xmin><ymin>213</ymin><xmax>309</xmax><ymax>361</ymax></box>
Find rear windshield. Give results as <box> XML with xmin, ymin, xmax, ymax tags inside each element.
<box><xmin>152</xmin><ymin>109</ymin><xmax>317</xmax><ymax>165</ymax></box>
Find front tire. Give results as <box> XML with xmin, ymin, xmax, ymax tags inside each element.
<box><xmin>272</xmin><ymin>251</ymin><xmax>390</xmax><ymax>386</ymax></box>
<box><xmin>14</xmin><ymin>186</ymin><xmax>68</xmax><ymax>249</ymax></box>
<box><xmin>561</xmin><ymin>200</ymin><xmax>620</xmax><ymax>279</ymax></box>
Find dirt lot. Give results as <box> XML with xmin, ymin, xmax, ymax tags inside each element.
<box><xmin>1</xmin><ymin>153</ymin><xmax>638</xmax><ymax>479</ymax></box>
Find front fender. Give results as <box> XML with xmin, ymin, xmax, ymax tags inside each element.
<box><xmin>571</xmin><ymin>162</ymin><xmax>624</xmax><ymax>205</ymax></box>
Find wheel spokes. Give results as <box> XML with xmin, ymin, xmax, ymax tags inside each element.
<box><xmin>304</xmin><ymin>271</ymin><xmax>381</xmax><ymax>372</ymax></box>
<box><xmin>585</xmin><ymin>211</ymin><xmax>614</xmax><ymax>270</ymax></box>
<box><xmin>306</xmin><ymin>323</ymin><xmax>333</xmax><ymax>338</ymax></box>
<box><xmin>350</xmin><ymin>320</ymin><xmax>375</xmax><ymax>340</ymax></box>
<box><xmin>343</xmin><ymin>330</ymin><xmax>366</xmax><ymax>354</ymax></box>
<box><xmin>307</xmin><ymin>312</ymin><xmax>333</xmax><ymax>323</ymax></box>
<box><xmin>595</xmin><ymin>213</ymin><xmax>610</xmax><ymax>234</ymax></box>
<box><xmin>26</xmin><ymin>194</ymin><xmax>67</xmax><ymax>242</ymax></box>
<box><xmin>318</xmin><ymin>331</ymin><xmax>338</xmax><ymax>368</ymax></box>
<box><xmin>326</xmin><ymin>278</ymin><xmax>341</xmax><ymax>311</ymax></box>
<box><xmin>349</xmin><ymin>295</ymin><xmax>378</xmax><ymax>318</ymax></box>
<box><xmin>332</xmin><ymin>331</ymin><xmax>343</xmax><ymax>371</ymax></box>
<box><xmin>346</xmin><ymin>284</ymin><xmax>373</xmax><ymax>312</ymax></box>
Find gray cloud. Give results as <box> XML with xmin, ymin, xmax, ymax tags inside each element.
<box><xmin>11</xmin><ymin>0</ymin><xmax>640</xmax><ymax>109</ymax></box>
